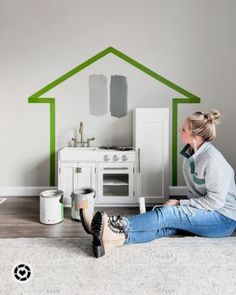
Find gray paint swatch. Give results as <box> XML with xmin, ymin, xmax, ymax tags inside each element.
<box><xmin>110</xmin><ymin>75</ymin><xmax>128</xmax><ymax>118</ymax></box>
<box><xmin>89</xmin><ymin>75</ymin><xmax>107</xmax><ymax>116</ymax></box>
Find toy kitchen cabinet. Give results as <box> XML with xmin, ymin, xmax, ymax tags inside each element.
<box><xmin>134</xmin><ymin>108</ymin><xmax>169</xmax><ymax>205</ymax></box>
<box><xmin>58</xmin><ymin>149</ymin><xmax>97</xmax><ymax>206</ymax></box>
<box><xmin>58</xmin><ymin>147</ymin><xmax>136</xmax><ymax>207</ymax></box>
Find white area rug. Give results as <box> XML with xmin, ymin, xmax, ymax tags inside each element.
<box><xmin>0</xmin><ymin>237</ymin><xmax>236</xmax><ymax>295</ymax></box>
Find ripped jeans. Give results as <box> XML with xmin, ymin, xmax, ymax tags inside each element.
<box><xmin>122</xmin><ymin>205</ymin><xmax>236</xmax><ymax>244</ymax></box>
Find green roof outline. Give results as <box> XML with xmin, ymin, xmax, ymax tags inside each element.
<box><xmin>28</xmin><ymin>46</ymin><xmax>200</xmax><ymax>186</ymax></box>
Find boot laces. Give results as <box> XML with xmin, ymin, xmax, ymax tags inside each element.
<box><xmin>108</xmin><ymin>215</ymin><xmax>126</xmax><ymax>235</ymax></box>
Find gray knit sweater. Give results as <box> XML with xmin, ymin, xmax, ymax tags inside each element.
<box><xmin>179</xmin><ymin>142</ymin><xmax>236</xmax><ymax>221</ymax></box>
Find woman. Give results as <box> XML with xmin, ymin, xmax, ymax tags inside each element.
<box><xmin>80</xmin><ymin>110</ymin><xmax>236</xmax><ymax>258</ymax></box>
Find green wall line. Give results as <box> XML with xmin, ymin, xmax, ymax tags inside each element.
<box><xmin>172</xmin><ymin>98</ymin><xmax>200</xmax><ymax>186</ymax></box>
<box><xmin>50</xmin><ymin>100</ymin><xmax>55</xmax><ymax>186</ymax></box>
<box><xmin>28</xmin><ymin>97</ymin><xmax>56</xmax><ymax>186</ymax></box>
<box><xmin>110</xmin><ymin>47</ymin><xmax>199</xmax><ymax>100</ymax></box>
<box><xmin>28</xmin><ymin>46</ymin><xmax>201</xmax><ymax>187</ymax></box>
<box><xmin>30</xmin><ymin>47</ymin><xmax>112</xmax><ymax>98</ymax></box>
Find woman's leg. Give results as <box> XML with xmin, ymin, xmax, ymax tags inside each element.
<box><xmin>124</xmin><ymin>228</ymin><xmax>179</xmax><ymax>244</ymax></box>
<box><xmin>122</xmin><ymin>205</ymin><xmax>236</xmax><ymax>244</ymax></box>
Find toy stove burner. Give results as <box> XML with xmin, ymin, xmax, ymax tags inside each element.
<box><xmin>99</xmin><ymin>146</ymin><xmax>133</xmax><ymax>151</ymax></box>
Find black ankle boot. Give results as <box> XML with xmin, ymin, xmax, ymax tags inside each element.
<box><xmin>91</xmin><ymin>211</ymin><xmax>127</xmax><ymax>258</ymax></box>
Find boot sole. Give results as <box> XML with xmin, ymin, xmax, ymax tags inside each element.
<box><xmin>92</xmin><ymin>237</ymin><xmax>105</xmax><ymax>258</ymax></box>
<box><xmin>79</xmin><ymin>208</ymin><xmax>92</xmax><ymax>235</ymax></box>
<box><xmin>79</xmin><ymin>209</ymin><xmax>104</xmax><ymax>257</ymax></box>
<box><xmin>91</xmin><ymin>211</ymin><xmax>105</xmax><ymax>258</ymax></box>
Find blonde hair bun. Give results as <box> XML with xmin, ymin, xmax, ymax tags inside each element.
<box><xmin>206</xmin><ymin>110</ymin><xmax>221</xmax><ymax>125</ymax></box>
<box><xmin>187</xmin><ymin>109</ymin><xmax>221</xmax><ymax>142</ymax></box>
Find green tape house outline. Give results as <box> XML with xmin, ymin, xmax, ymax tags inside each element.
<box><xmin>28</xmin><ymin>46</ymin><xmax>200</xmax><ymax>186</ymax></box>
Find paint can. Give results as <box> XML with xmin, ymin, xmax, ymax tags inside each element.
<box><xmin>71</xmin><ymin>188</ymin><xmax>95</xmax><ymax>221</ymax></box>
<box><xmin>40</xmin><ymin>190</ymin><xmax>64</xmax><ymax>224</ymax></box>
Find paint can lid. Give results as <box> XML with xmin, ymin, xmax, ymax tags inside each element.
<box><xmin>70</xmin><ymin>187</ymin><xmax>95</xmax><ymax>198</ymax></box>
<box><xmin>40</xmin><ymin>190</ymin><xmax>63</xmax><ymax>198</ymax></box>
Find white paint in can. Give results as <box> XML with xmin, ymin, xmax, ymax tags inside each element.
<box><xmin>40</xmin><ymin>190</ymin><xmax>64</xmax><ymax>224</ymax></box>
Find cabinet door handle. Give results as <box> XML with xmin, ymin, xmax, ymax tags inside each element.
<box><xmin>138</xmin><ymin>148</ymin><xmax>141</xmax><ymax>173</ymax></box>
<box><xmin>75</xmin><ymin>167</ymin><xmax>82</xmax><ymax>173</ymax></box>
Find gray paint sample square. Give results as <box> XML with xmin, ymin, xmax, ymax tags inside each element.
<box><xmin>89</xmin><ymin>74</ymin><xmax>108</xmax><ymax>116</ymax></box>
<box><xmin>110</xmin><ymin>75</ymin><xmax>128</xmax><ymax>118</ymax></box>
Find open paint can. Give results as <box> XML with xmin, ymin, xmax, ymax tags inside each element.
<box><xmin>40</xmin><ymin>190</ymin><xmax>64</xmax><ymax>224</ymax></box>
<box><xmin>71</xmin><ymin>188</ymin><xmax>95</xmax><ymax>221</ymax></box>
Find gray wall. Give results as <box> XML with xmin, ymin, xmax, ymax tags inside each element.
<box><xmin>0</xmin><ymin>0</ymin><xmax>235</xmax><ymax>188</ymax></box>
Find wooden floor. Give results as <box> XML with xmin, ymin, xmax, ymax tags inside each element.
<box><xmin>0</xmin><ymin>197</ymin><xmax>140</xmax><ymax>238</ymax></box>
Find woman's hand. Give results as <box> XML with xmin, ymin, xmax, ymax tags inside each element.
<box><xmin>164</xmin><ymin>199</ymin><xmax>180</xmax><ymax>206</ymax></box>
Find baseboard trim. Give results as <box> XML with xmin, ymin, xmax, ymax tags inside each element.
<box><xmin>0</xmin><ymin>186</ymin><xmax>188</xmax><ymax>197</ymax></box>
<box><xmin>0</xmin><ymin>187</ymin><xmax>56</xmax><ymax>196</ymax></box>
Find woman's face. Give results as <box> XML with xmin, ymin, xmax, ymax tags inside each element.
<box><xmin>180</xmin><ymin>119</ymin><xmax>193</xmax><ymax>144</ymax></box>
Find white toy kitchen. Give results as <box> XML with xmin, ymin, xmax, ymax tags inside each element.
<box><xmin>58</xmin><ymin>108</ymin><xmax>169</xmax><ymax>207</ymax></box>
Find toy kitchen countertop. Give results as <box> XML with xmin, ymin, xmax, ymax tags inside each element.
<box><xmin>58</xmin><ymin>146</ymin><xmax>136</xmax><ymax>162</ymax></box>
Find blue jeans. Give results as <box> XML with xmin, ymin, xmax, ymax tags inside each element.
<box><xmin>122</xmin><ymin>205</ymin><xmax>236</xmax><ymax>244</ymax></box>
